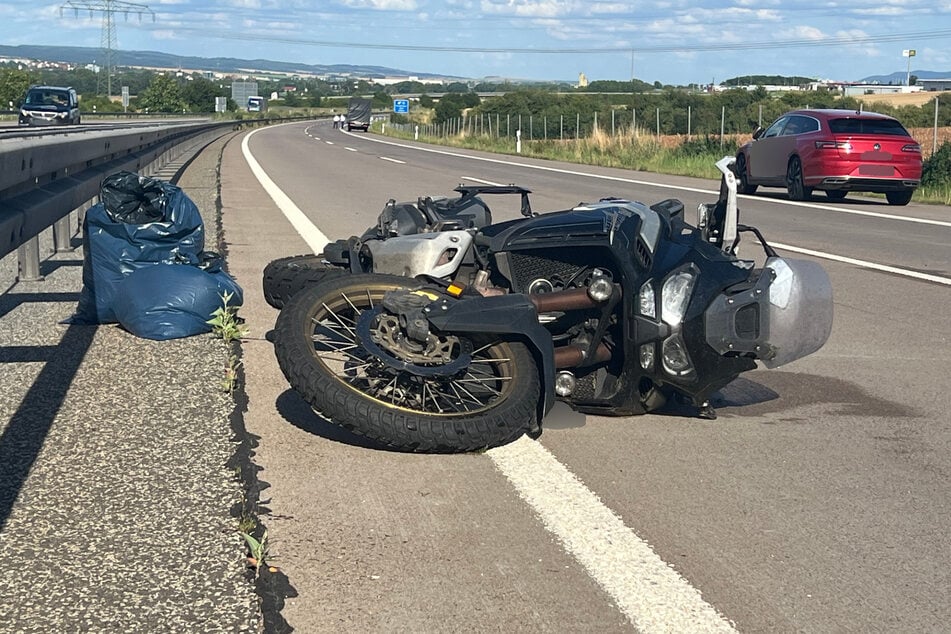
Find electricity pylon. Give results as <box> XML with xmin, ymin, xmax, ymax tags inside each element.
<box><xmin>60</xmin><ymin>0</ymin><xmax>155</xmax><ymax>97</ymax></box>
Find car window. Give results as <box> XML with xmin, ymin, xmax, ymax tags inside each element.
<box><xmin>800</xmin><ymin>116</ymin><xmax>819</xmax><ymax>133</ymax></box>
<box><xmin>829</xmin><ymin>118</ymin><xmax>909</xmax><ymax>136</ymax></box>
<box><xmin>762</xmin><ymin>117</ymin><xmax>788</xmax><ymax>138</ymax></box>
<box><xmin>24</xmin><ymin>89</ymin><xmax>73</xmax><ymax>108</ymax></box>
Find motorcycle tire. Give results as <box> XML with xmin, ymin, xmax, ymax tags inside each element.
<box><xmin>262</xmin><ymin>254</ymin><xmax>348</xmax><ymax>309</ymax></box>
<box><xmin>273</xmin><ymin>273</ymin><xmax>540</xmax><ymax>453</ymax></box>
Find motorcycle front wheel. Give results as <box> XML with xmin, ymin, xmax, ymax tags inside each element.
<box><xmin>273</xmin><ymin>274</ymin><xmax>540</xmax><ymax>452</ymax></box>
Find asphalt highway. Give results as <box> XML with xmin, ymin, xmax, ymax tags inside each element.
<box><xmin>229</xmin><ymin>120</ymin><xmax>951</xmax><ymax>632</ymax></box>
<box><xmin>1</xmin><ymin>120</ymin><xmax>948</xmax><ymax>632</ymax></box>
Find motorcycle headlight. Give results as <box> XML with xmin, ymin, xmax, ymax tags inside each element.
<box><xmin>639</xmin><ymin>343</ymin><xmax>655</xmax><ymax>370</ymax></box>
<box><xmin>638</xmin><ymin>281</ymin><xmax>655</xmax><ymax>318</ymax></box>
<box><xmin>662</xmin><ymin>333</ymin><xmax>693</xmax><ymax>375</ymax></box>
<box><xmin>661</xmin><ymin>267</ymin><xmax>697</xmax><ymax>326</ymax></box>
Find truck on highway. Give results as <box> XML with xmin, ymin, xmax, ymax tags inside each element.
<box><xmin>346</xmin><ymin>97</ymin><xmax>372</xmax><ymax>131</ymax></box>
<box><xmin>247</xmin><ymin>96</ymin><xmax>267</xmax><ymax>113</ymax></box>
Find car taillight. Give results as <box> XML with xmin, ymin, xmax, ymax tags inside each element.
<box><xmin>902</xmin><ymin>143</ymin><xmax>921</xmax><ymax>153</ymax></box>
<box><xmin>815</xmin><ymin>140</ymin><xmax>851</xmax><ymax>150</ymax></box>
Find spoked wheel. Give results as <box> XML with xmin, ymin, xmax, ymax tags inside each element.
<box><xmin>262</xmin><ymin>254</ymin><xmax>347</xmax><ymax>309</ymax></box>
<box><xmin>273</xmin><ymin>274</ymin><xmax>540</xmax><ymax>452</ymax></box>
<box><xmin>786</xmin><ymin>157</ymin><xmax>812</xmax><ymax>201</ymax></box>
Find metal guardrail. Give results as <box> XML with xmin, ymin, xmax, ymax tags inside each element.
<box><xmin>0</xmin><ymin>117</ymin><xmax>303</xmax><ymax>281</ymax></box>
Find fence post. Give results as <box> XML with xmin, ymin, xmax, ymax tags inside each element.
<box><xmin>758</xmin><ymin>104</ymin><xmax>762</xmax><ymax>128</ymax></box>
<box><xmin>496</xmin><ymin>113</ymin><xmax>500</xmax><ymax>137</ymax></box>
<box><xmin>561</xmin><ymin>114</ymin><xmax>564</xmax><ymax>141</ymax></box>
<box><xmin>720</xmin><ymin>106</ymin><xmax>725</xmax><ymax>149</ymax></box>
<box><xmin>576</xmin><ymin>113</ymin><xmax>580</xmax><ymax>139</ymax></box>
<box><xmin>656</xmin><ymin>107</ymin><xmax>660</xmax><ymax>136</ymax></box>
<box><xmin>507</xmin><ymin>114</ymin><xmax>510</xmax><ymax>137</ymax></box>
<box><xmin>634</xmin><ymin>108</ymin><xmax>637</xmax><ymax>138</ymax></box>
<box><xmin>612</xmin><ymin>109</ymin><xmax>616</xmax><ymax>136</ymax></box>
<box><xmin>544</xmin><ymin>115</ymin><xmax>547</xmax><ymax>141</ymax></box>
<box><xmin>687</xmin><ymin>105</ymin><xmax>691</xmax><ymax>140</ymax></box>
<box><xmin>934</xmin><ymin>96</ymin><xmax>940</xmax><ymax>155</ymax></box>
<box><xmin>530</xmin><ymin>115</ymin><xmax>533</xmax><ymax>140</ymax></box>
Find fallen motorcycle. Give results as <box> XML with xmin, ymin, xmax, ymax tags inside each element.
<box><xmin>262</xmin><ymin>184</ymin><xmax>532</xmax><ymax>308</ymax></box>
<box><xmin>272</xmin><ymin>158</ymin><xmax>833</xmax><ymax>452</ymax></box>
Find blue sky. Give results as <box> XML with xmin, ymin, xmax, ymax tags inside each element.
<box><xmin>5</xmin><ymin>1</ymin><xmax>951</xmax><ymax>85</ymax></box>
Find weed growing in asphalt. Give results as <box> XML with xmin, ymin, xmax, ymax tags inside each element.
<box><xmin>241</xmin><ymin>529</ymin><xmax>269</xmax><ymax>577</ymax></box>
<box><xmin>207</xmin><ymin>291</ymin><xmax>249</xmax><ymax>343</ymax></box>
<box><xmin>221</xmin><ymin>354</ymin><xmax>242</xmax><ymax>394</ymax></box>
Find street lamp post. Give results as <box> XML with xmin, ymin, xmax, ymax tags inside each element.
<box><xmin>902</xmin><ymin>49</ymin><xmax>917</xmax><ymax>86</ymax></box>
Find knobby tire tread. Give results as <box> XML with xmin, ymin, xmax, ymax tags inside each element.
<box><xmin>262</xmin><ymin>254</ymin><xmax>347</xmax><ymax>309</ymax></box>
<box><xmin>273</xmin><ymin>276</ymin><xmax>540</xmax><ymax>453</ymax></box>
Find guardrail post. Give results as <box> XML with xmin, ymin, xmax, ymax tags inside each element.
<box><xmin>53</xmin><ymin>215</ymin><xmax>73</xmax><ymax>252</ymax></box>
<box><xmin>17</xmin><ymin>237</ymin><xmax>44</xmax><ymax>282</ymax></box>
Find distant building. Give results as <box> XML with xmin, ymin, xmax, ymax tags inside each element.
<box><xmin>578</xmin><ymin>72</ymin><xmax>588</xmax><ymax>88</ymax></box>
<box><xmin>918</xmin><ymin>78</ymin><xmax>951</xmax><ymax>91</ymax></box>
<box><xmin>842</xmin><ymin>84</ymin><xmax>922</xmax><ymax>97</ymax></box>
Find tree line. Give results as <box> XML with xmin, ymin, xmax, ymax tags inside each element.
<box><xmin>2</xmin><ymin>65</ymin><xmax>949</xmax><ymax>136</ymax></box>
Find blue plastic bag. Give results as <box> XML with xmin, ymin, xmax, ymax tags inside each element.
<box><xmin>67</xmin><ymin>172</ymin><xmax>205</xmax><ymax>324</ymax></box>
<box><xmin>113</xmin><ymin>263</ymin><xmax>243</xmax><ymax>340</ymax></box>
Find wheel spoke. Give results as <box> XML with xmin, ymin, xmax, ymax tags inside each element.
<box><xmin>306</xmin><ymin>284</ymin><xmax>514</xmax><ymax>416</ymax></box>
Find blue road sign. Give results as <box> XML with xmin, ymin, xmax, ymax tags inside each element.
<box><xmin>393</xmin><ymin>99</ymin><xmax>410</xmax><ymax>113</ymax></box>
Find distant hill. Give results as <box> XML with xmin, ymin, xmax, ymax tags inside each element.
<box><xmin>858</xmin><ymin>70</ymin><xmax>951</xmax><ymax>84</ymax></box>
<box><xmin>0</xmin><ymin>44</ymin><xmax>462</xmax><ymax>80</ymax></box>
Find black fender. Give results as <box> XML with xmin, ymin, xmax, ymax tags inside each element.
<box><xmin>425</xmin><ymin>293</ymin><xmax>555</xmax><ymax>419</ymax></box>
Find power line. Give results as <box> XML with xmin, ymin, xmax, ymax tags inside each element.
<box><xmin>60</xmin><ymin>0</ymin><xmax>155</xmax><ymax>96</ymax></box>
<box><xmin>155</xmin><ymin>26</ymin><xmax>951</xmax><ymax>56</ymax></box>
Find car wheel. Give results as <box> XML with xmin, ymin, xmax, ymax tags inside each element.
<box><xmin>885</xmin><ymin>190</ymin><xmax>913</xmax><ymax>206</ymax></box>
<box><xmin>735</xmin><ymin>154</ymin><xmax>758</xmax><ymax>195</ymax></box>
<box><xmin>786</xmin><ymin>157</ymin><xmax>812</xmax><ymax>201</ymax></box>
<box><xmin>825</xmin><ymin>190</ymin><xmax>847</xmax><ymax>201</ymax></box>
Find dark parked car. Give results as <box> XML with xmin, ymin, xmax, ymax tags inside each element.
<box><xmin>18</xmin><ymin>85</ymin><xmax>81</xmax><ymax>126</ymax></box>
<box><xmin>735</xmin><ymin>109</ymin><xmax>922</xmax><ymax>205</ymax></box>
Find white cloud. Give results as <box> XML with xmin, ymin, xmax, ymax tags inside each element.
<box><xmin>339</xmin><ymin>0</ymin><xmax>419</xmax><ymax>9</ymax></box>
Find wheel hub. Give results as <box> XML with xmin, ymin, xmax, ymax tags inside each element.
<box><xmin>356</xmin><ymin>308</ymin><xmax>471</xmax><ymax>377</ymax></box>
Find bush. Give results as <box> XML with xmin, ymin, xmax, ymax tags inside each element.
<box><xmin>674</xmin><ymin>135</ymin><xmax>723</xmax><ymax>157</ymax></box>
<box><xmin>922</xmin><ymin>141</ymin><xmax>951</xmax><ymax>187</ymax></box>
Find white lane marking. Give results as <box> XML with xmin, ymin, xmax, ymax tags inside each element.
<box><xmin>344</xmin><ymin>131</ymin><xmax>951</xmax><ymax>228</ymax></box>
<box><xmin>345</xmin><ymin>147</ymin><xmax>358</xmax><ymax>152</ymax></box>
<box><xmin>247</xmin><ymin>126</ymin><xmax>734</xmax><ymax>631</ymax></box>
<box><xmin>460</xmin><ymin>175</ymin><xmax>504</xmax><ymax>186</ymax></box>
<box><xmin>379</xmin><ymin>156</ymin><xmax>405</xmax><ymax>164</ymax></box>
<box><xmin>772</xmin><ymin>242</ymin><xmax>951</xmax><ymax>285</ymax></box>
<box><xmin>489</xmin><ymin>437</ymin><xmax>736</xmax><ymax>633</ymax></box>
<box><xmin>241</xmin><ymin>127</ymin><xmax>329</xmax><ymax>253</ymax></box>
<box><xmin>325</xmin><ymin>141</ymin><xmax>334</xmax><ymax>145</ymax></box>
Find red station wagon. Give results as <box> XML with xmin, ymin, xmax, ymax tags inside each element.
<box><xmin>735</xmin><ymin>109</ymin><xmax>922</xmax><ymax>205</ymax></box>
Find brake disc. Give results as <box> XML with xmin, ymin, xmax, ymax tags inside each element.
<box><xmin>356</xmin><ymin>308</ymin><xmax>471</xmax><ymax>377</ymax></box>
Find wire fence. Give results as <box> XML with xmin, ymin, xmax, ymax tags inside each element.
<box><xmin>386</xmin><ymin>97</ymin><xmax>948</xmax><ymax>158</ymax></box>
